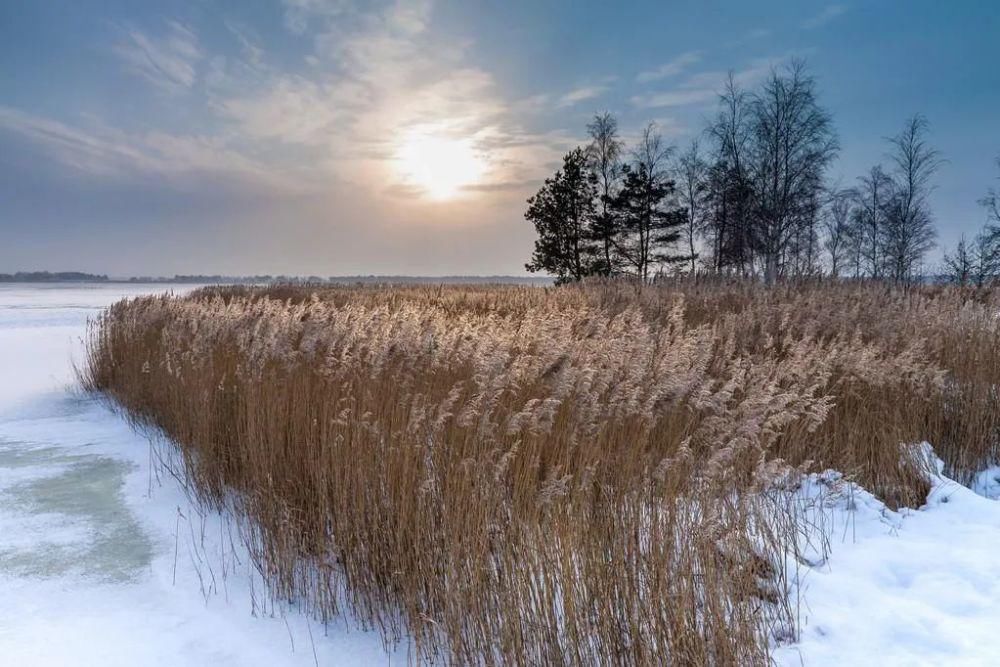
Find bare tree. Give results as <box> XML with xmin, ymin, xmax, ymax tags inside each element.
<box><xmin>711</xmin><ymin>74</ymin><xmax>753</xmax><ymax>184</ymax></box>
<box><xmin>980</xmin><ymin>153</ymin><xmax>1000</xmax><ymax>226</ymax></box>
<box><xmin>706</xmin><ymin>73</ymin><xmax>756</xmax><ymax>275</ymax></box>
<box><xmin>586</xmin><ymin>112</ymin><xmax>624</xmax><ymax>275</ymax></box>
<box><xmin>852</xmin><ymin>165</ymin><xmax>893</xmax><ymax>278</ymax></box>
<box><xmin>944</xmin><ymin>227</ymin><xmax>1000</xmax><ymax>287</ymax></box>
<box><xmin>883</xmin><ymin>115</ymin><xmax>942</xmax><ymax>282</ymax></box>
<box><xmin>943</xmin><ymin>235</ymin><xmax>973</xmax><ymax>285</ymax></box>
<box><xmin>746</xmin><ymin>60</ymin><xmax>839</xmax><ymax>283</ymax></box>
<box><xmin>972</xmin><ymin>227</ymin><xmax>1000</xmax><ymax>286</ymax></box>
<box><xmin>676</xmin><ymin>139</ymin><xmax>708</xmax><ymax>273</ymax></box>
<box><xmin>786</xmin><ymin>196</ymin><xmax>822</xmax><ymax>277</ymax></box>
<box><xmin>822</xmin><ymin>189</ymin><xmax>853</xmax><ymax>277</ymax></box>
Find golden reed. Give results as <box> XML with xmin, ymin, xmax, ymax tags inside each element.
<box><xmin>83</xmin><ymin>280</ymin><xmax>1000</xmax><ymax>665</ymax></box>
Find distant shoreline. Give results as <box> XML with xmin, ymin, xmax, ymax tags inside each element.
<box><xmin>0</xmin><ymin>272</ymin><xmax>553</xmax><ymax>286</ymax></box>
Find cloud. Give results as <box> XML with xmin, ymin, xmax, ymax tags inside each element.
<box><xmin>801</xmin><ymin>4</ymin><xmax>847</xmax><ymax>29</ymax></box>
<box><xmin>460</xmin><ymin>178</ymin><xmax>540</xmax><ymax>193</ymax></box>
<box><xmin>224</xmin><ymin>21</ymin><xmax>264</xmax><ymax>67</ymax></box>
<box><xmin>511</xmin><ymin>93</ymin><xmax>551</xmax><ymax>115</ymax></box>
<box><xmin>113</xmin><ymin>21</ymin><xmax>202</xmax><ymax>94</ymax></box>
<box><xmin>212</xmin><ymin>0</ymin><xmax>561</xmax><ymax>199</ymax></box>
<box><xmin>631</xmin><ymin>56</ymin><xmax>782</xmax><ymax>110</ymax></box>
<box><xmin>636</xmin><ymin>51</ymin><xmax>703</xmax><ymax>84</ymax></box>
<box><xmin>631</xmin><ymin>88</ymin><xmax>716</xmax><ymax>110</ymax></box>
<box><xmin>281</xmin><ymin>0</ymin><xmax>352</xmax><ymax>34</ymax></box>
<box><xmin>16</xmin><ymin>0</ymin><xmax>568</xmax><ymax>204</ymax></box>
<box><xmin>555</xmin><ymin>85</ymin><xmax>609</xmax><ymax>108</ymax></box>
<box><xmin>0</xmin><ymin>106</ymin><xmax>302</xmax><ymax>193</ymax></box>
<box><xmin>214</xmin><ymin>76</ymin><xmax>362</xmax><ymax>146</ymax></box>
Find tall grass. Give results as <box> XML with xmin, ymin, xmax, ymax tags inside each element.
<box><xmin>82</xmin><ymin>281</ymin><xmax>1000</xmax><ymax>664</ymax></box>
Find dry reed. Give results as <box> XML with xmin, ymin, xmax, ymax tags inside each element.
<box><xmin>82</xmin><ymin>280</ymin><xmax>1000</xmax><ymax>665</ymax></box>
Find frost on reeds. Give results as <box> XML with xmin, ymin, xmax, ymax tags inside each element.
<box><xmin>82</xmin><ymin>281</ymin><xmax>1000</xmax><ymax>664</ymax></box>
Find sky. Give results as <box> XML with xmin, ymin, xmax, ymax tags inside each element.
<box><xmin>1</xmin><ymin>0</ymin><xmax>998</xmax><ymax>277</ymax></box>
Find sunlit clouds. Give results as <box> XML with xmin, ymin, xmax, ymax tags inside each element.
<box><xmin>0</xmin><ymin>0</ymin><xmax>763</xmax><ymax>208</ymax></box>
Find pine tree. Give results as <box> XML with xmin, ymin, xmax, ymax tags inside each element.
<box><xmin>524</xmin><ymin>148</ymin><xmax>599</xmax><ymax>283</ymax></box>
<box><xmin>611</xmin><ymin>162</ymin><xmax>689</xmax><ymax>281</ymax></box>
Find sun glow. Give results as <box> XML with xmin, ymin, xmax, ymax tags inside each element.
<box><xmin>393</xmin><ymin>127</ymin><xmax>487</xmax><ymax>200</ymax></box>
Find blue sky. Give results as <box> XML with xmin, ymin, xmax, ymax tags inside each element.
<box><xmin>1</xmin><ymin>0</ymin><xmax>998</xmax><ymax>276</ymax></box>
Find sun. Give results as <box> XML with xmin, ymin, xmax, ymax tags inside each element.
<box><xmin>393</xmin><ymin>126</ymin><xmax>487</xmax><ymax>200</ymax></box>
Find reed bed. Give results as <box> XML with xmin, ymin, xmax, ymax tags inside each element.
<box><xmin>82</xmin><ymin>281</ymin><xmax>1000</xmax><ymax>665</ymax></box>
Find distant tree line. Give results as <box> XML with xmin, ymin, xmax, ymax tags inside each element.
<box><xmin>525</xmin><ymin>59</ymin><xmax>997</xmax><ymax>286</ymax></box>
<box><xmin>0</xmin><ymin>273</ymin><xmax>552</xmax><ymax>286</ymax></box>
<box><xmin>0</xmin><ymin>271</ymin><xmax>109</xmax><ymax>282</ymax></box>
<box><xmin>942</xmin><ymin>155</ymin><xmax>1000</xmax><ymax>286</ymax></box>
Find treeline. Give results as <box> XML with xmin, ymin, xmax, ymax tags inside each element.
<box><xmin>128</xmin><ymin>274</ymin><xmax>290</xmax><ymax>284</ymax></box>
<box><xmin>0</xmin><ymin>271</ymin><xmax>109</xmax><ymax>282</ymax></box>
<box><xmin>525</xmin><ymin>60</ymin><xmax>1000</xmax><ymax>285</ymax></box>
<box><xmin>126</xmin><ymin>274</ymin><xmax>552</xmax><ymax>285</ymax></box>
<box><xmin>942</xmin><ymin>155</ymin><xmax>1000</xmax><ymax>285</ymax></box>
<box><xmin>0</xmin><ymin>273</ymin><xmax>551</xmax><ymax>285</ymax></box>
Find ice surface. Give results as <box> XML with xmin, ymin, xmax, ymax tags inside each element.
<box><xmin>0</xmin><ymin>284</ymin><xmax>398</xmax><ymax>666</ymax></box>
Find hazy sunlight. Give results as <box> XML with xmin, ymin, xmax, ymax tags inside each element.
<box><xmin>393</xmin><ymin>127</ymin><xmax>487</xmax><ymax>200</ymax></box>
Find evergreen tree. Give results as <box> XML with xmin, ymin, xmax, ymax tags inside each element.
<box><xmin>524</xmin><ymin>148</ymin><xmax>599</xmax><ymax>283</ymax></box>
<box><xmin>611</xmin><ymin>127</ymin><xmax>690</xmax><ymax>281</ymax></box>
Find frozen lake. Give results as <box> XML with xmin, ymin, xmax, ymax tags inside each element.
<box><xmin>0</xmin><ymin>284</ymin><xmax>394</xmax><ymax>666</ymax></box>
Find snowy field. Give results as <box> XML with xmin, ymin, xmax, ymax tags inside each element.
<box><xmin>2</xmin><ymin>284</ymin><xmax>1000</xmax><ymax>666</ymax></box>
<box><xmin>0</xmin><ymin>284</ymin><xmax>398</xmax><ymax>666</ymax></box>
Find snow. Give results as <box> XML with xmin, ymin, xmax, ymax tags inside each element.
<box><xmin>971</xmin><ymin>466</ymin><xmax>1000</xmax><ymax>500</ymax></box>
<box><xmin>776</xmin><ymin>457</ymin><xmax>1000</xmax><ymax>666</ymax></box>
<box><xmin>0</xmin><ymin>284</ymin><xmax>399</xmax><ymax>666</ymax></box>
<box><xmin>4</xmin><ymin>283</ymin><xmax>1000</xmax><ymax>666</ymax></box>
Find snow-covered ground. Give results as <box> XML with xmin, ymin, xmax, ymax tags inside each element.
<box><xmin>3</xmin><ymin>284</ymin><xmax>999</xmax><ymax>666</ymax></box>
<box><xmin>775</xmin><ymin>462</ymin><xmax>1000</xmax><ymax>666</ymax></box>
<box><xmin>0</xmin><ymin>284</ymin><xmax>398</xmax><ymax>666</ymax></box>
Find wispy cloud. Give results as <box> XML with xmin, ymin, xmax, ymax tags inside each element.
<box><xmin>214</xmin><ymin>76</ymin><xmax>361</xmax><ymax>146</ymax></box>
<box><xmin>631</xmin><ymin>57</ymin><xmax>776</xmax><ymax>110</ymax></box>
<box><xmin>0</xmin><ymin>106</ymin><xmax>302</xmax><ymax>192</ymax></box>
<box><xmin>281</xmin><ymin>0</ymin><xmax>352</xmax><ymax>34</ymax></box>
<box><xmin>0</xmin><ymin>0</ymin><xmax>553</xmax><ymax>206</ymax></box>
<box><xmin>636</xmin><ymin>51</ymin><xmax>703</xmax><ymax>84</ymax></box>
<box><xmin>113</xmin><ymin>21</ymin><xmax>202</xmax><ymax>94</ymax></box>
<box><xmin>13</xmin><ymin>0</ymin><xmax>575</xmax><ymax>202</ymax></box>
<box><xmin>631</xmin><ymin>88</ymin><xmax>717</xmax><ymax>110</ymax></box>
<box><xmin>224</xmin><ymin>20</ymin><xmax>264</xmax><ymax>67</ymax></box>
<box><xmin>555</xmin><ymin>84</ymin><xmax>609</xmax><ymax>108</ymax></box>
<box><xmin>801</xmin><ymin>4</ymin><xmax>847</xmax><ymax>29</ymax></box>
<box><xmin>214</xmin><ymin>0</ymin><xmax>562</xmax><ymax>198</ymax></box>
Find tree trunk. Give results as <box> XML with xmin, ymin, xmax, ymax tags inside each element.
<box><xmin>764</xmin><ymin>251</ymin><xmax>779</xmax><ymax>285</ymax></box>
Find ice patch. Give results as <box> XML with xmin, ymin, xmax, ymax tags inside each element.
<box><xmin>0</xmin><ymin>285</ymin><xmax>398</xmax><ymax>666</ymax></box>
